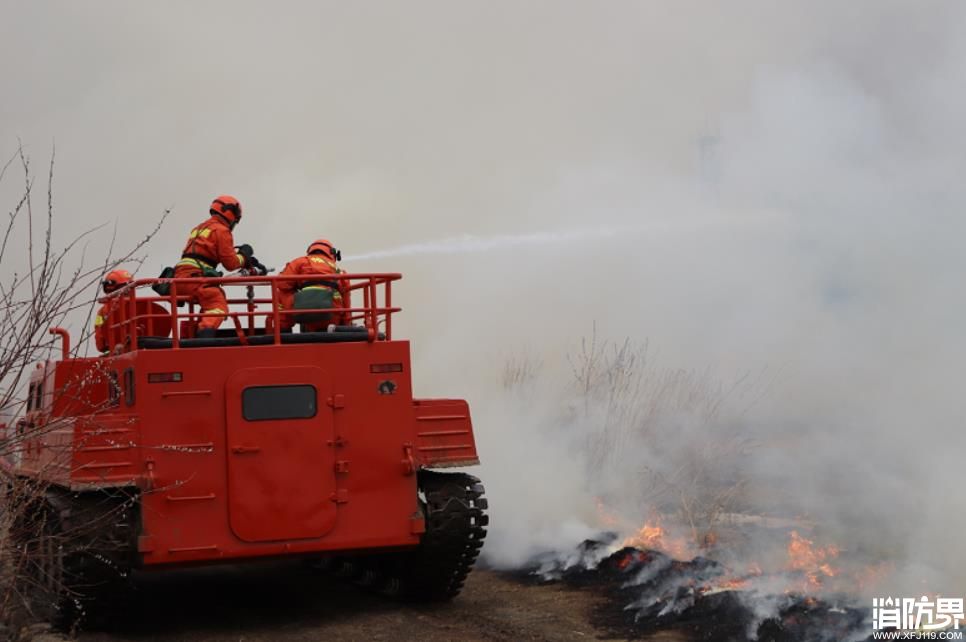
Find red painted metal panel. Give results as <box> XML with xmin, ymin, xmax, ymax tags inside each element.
<box><xmin>71</xmin><ymin>415</ymin><xmax>141</xmax><ymax>486</ymax></box>
<box><xmin>224</xmin><ymin>366</ymin><xmax>336</xmax><ymax>542</ymax></box>
<box><xmin>7</xmin><ymin>272</ymin><xmax>482</xmax><ymax>570</ymax></box>
<box><xmin>129</xmin><ymin>341</ymin><xmax>425</xmax><ymax>566</ymax></box>
<box><xmin>413</xmin><ymin>399</ymin><xmax>479</xmax><ymax>468</ymax></box>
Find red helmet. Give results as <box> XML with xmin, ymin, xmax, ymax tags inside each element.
<box><xmin>210</xmin><ymin>195</ymin><xmax>242</xmax><ymax>227</ymax></box>
<box><xmin>102</xmin><ymin>269</ymin><xmax>132</xmax><ymax>294</ymax></box>
<box><xmin>307</xmin><ymin>239</ymin><xmax>340</xmax><ymax>260</ymax></box>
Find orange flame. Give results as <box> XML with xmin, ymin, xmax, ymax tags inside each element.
<box><xmin>594</xmin><ymin>497</ymin><xmax>621</xmax><ymax>528</ymax></box>
<box><xmin>622</xmin><ymin>519</ymin><xmax>694</xmax><ymax>559</ymax></box>
<box><xmin>616</xmin><ymin>550</ymin><xmax>649</xmax><ymax>571</ymax></box>
<box><xmin>786</xmin><ymin>530</ymin><xmax>840</xmax><ymax>592</ymax></box>
<box><xmin>625</xmin><ymin>523</ymin><xmax>666</xmax><ymax>549</ymax></box>
<box><xmin>702</xmin><ymin>562</ymin><xmax>765</xmax><ymax>595</ymax></box>
<box><xmin>716</xmin><ymin>577</ymin><xmax>749</xmax><ymax>591</ymax></box>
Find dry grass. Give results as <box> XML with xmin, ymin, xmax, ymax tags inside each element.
<box><xmin>512</xmin><ymin>324</ymin><xmax>771</xmax><ymax>551</ymax></box>
<box><xmin>501</xmin><ymin>353</ymin><xmax>542</xmax><ymax>392</ymax></box>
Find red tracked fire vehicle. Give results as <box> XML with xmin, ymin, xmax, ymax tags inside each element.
<box><xmin>2</xmin><ymin>272</ymin><xmax>487</xmax><ymax>625</ymax></box>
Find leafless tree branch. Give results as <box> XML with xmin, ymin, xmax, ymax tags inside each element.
<box><xmin>0</xmin><ymin>142</ymin><xmax>169</xmax><ymax>631</ymax></box>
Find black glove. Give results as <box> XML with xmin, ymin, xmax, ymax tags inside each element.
<box><xmin>236</xmin><ymin>244</ymin><xmax>254</xmax><ymax>262</ymax></box>
<box><xmin>249</xmin><ymin>257</ymin><xmax>268</xmax><ymax>276</ymax></box>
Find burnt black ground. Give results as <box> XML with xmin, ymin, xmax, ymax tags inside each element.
<box><xmin>71</xmin><ymin>544</ymin><xmax>877</xmax><ymax>642</ymax></box>
<box><xmin>514</xmin><ymin>540</ymin><xmax>875</xmax><ymax>642</ymax></box>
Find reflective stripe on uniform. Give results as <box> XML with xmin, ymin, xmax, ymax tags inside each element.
<box><xmin>177</xmin><ymin>253</ymin><xmax>220</xmax><ymax>269</ymax></box>
<box><xmin>301</xmin><ymin>285</ymin><xmax>342</xmax><ymax>299</ymax></box>
<box><xmin>177</xmin><ymin>258</ymin><xmax>211</xmax><ymax>270</ymax></box>
<box><xmin>309</xmin><ymin>256</ymin><xmax>336</xmax><ymax>269</ymax></box>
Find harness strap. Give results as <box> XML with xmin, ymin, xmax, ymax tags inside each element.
<box><xmin>300</xmin><ymin>280</ymin><xmax>340</xmax><ymax>290</ymax></box>
<box><xmin>178</xmin><ymin>253</ymin><xmax>217</xmax><ymax>270</ymax></box>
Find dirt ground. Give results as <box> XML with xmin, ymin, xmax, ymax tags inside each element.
<box><xmin>77</xmin><ymin>562</ymin><xmax>685</xmax><ymax>642</ymax></box>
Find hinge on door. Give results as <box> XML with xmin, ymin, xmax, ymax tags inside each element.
<box><xmin>330</xmin><ymin>489</ymin><xmax>349</xmax><ymax>504</ymax></box>
<box><xmin>335</xmin><ymin>460</ymin><xmax>350</xmax><ymax>474</ymax></box>
<box><xmin>401</xmin><ymin>443</ymin><xmax>416</xmax><ymax>476</ymax></box>
<box><xmin>327</xmin><ymin>394</ymin><xmax>346</xmax><ymax>409</ymax></box>
<box><xmin>142</xmin><ymin>458</ymin><xmax>156</xmax><ymax>491</ymax></box>
<box><xmin>327</xmin><ymin>436</ymin><xmax>348</xmax><ymax>448</ymax></box>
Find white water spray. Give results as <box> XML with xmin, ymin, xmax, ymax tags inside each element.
<box><xmin>349</xmin><ymin>214</ymin><xmax>769</xmax><ymax>262</ymax></box>
<box><xmin>350</xmin><ymin>225</ymin><xmax>626</xmax><ymax>261</ymax></box>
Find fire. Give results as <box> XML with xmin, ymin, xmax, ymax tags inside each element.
<box><xmin>594</xmin><ymin>497</ymin><xmax>621</xmax><ymax>528</ymax></box>
<box><xmin>625</xmin><ymin>523</ymin><xmax>666</xmax><ymax>549</ymax></box>
<box><xmin>713</xmin><ymin>577</ymin><xmax>749</xmax><ymax>591</ymax></box>
<box><xmin>702</xmin><ymin>562</ymin><xmax>765</xmax><ymax>595</ymax></box>
<box><xmin>616</xmin><ymin>550</ymin><xmax>649</xmax><ymax>571</ymax></box>
<box><xmin>786</xmin><ymin>530</ymin><xmax>840</xmax><ymax>592</ymax></box>
<box><xmin>622</xmin><ymin>518</ymin><xmax>694</xmax><ymax>560</ymax></box>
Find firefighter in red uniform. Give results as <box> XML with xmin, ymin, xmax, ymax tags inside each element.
<box><xmin>94</xmin><ymin>269</ymin><xmax>133</xmax><ymax>354</ymax></box>
<box><xmin>174</xmin><ymin>195</ymin><xmax>256</xmax><ymax>338</ymax></box>
<box><xmin>276</xmin><ymin>239</ymin><xmax>351</xmax><ymax>331</ymax></box>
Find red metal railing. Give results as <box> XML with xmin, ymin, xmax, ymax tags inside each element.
<box><xmin>100</xmin><ymin>273</ymin><xmax>402</xmax><ymax>352</ymax></box>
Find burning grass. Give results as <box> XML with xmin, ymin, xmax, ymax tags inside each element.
<box><xmin>786</xmin><ymin>530</ymin><xmax>840</xmax><ymax>594</ymax></box>
<box><xmin>496</xmin><ymin>334</ymin><xmax>910</xmax><ymax>639</ymax></box>
<box><xmin>621</xmin><ymin>517</ymin><xmax>699</xmax><ymax>561</ymax></box>
<box><xmin>517</xmin><ymin>532</ymin><xmax>880</xmax><ymax>642</ymax></box>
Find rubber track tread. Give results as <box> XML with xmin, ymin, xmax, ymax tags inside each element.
<box><xmin>398</xmin><ymin>470</ymin><xmax>488</xmax><ymax>601</ymax></box>
<box><xmin>16</xmin><ymin>487</ymin><xmax>138</xmax><ymax>630</ymax></box>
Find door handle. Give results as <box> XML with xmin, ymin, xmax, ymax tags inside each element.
<box><xmin>231</xmin><ymin>445</ymin><xmax>261</xmax><ymax>454</ymax></box>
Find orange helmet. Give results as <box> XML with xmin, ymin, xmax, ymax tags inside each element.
<box><xmin>307</xmin><ymin>239</ymin><xmax>341</xmax><ymax>261</ymax></box>
<box><xmin>210</xmin><ymin>194</ymin><xmax>242</xmax><ymax>227</ymax></box>
<box><xmin>102</xmin><ymin>269</ymin><xmax>132</xmax><ymax>294</ymax></box>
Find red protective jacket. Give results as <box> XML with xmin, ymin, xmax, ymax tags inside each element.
<box><xmin>177</xmin><ymin>216</ymin><xmax>243</xmax><ymax>272</ymax></box>
<box><xmin>278</xmin><ymin>254</ymin><xmax>351</xmax><ymax>325</ymax></box>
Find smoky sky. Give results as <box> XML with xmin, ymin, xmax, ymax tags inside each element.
<box><xmin>3</xmin><ymin>1</ymin><xmax>966</xmax><ymax>592</ymax></box>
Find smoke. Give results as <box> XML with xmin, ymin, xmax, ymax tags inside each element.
<box><xmin>4</xmin><ymin>0</ymin><xmax>966</xmax><ymax>598</ymax></box>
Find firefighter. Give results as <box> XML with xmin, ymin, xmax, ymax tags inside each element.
<box><xmin>94</xmin><ymin>269</ymin><xmax>133</xmax><ymax>354</ymax></box>
<box><xmin>174</xmin><ymin>195</ymin><xmax>257</xmax><ymax>338</ymax></box>
<box><xmin>276</xmin><ymin>239</ymin><xmax>351</xmax><ymax>331</ymax></box>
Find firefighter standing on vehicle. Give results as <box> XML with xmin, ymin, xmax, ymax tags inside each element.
<box><xmin>94</xmin><ymin>269</ymin><xmax>133</xmax><ymax>354</ymax></box>
<box><xmin>174</xmin><ymin>195</ymin><xmax>258</xmax><ymax>338</ymax></box>
<box><xmin>276</xmin><ymin>239</ymin><xmax>351</xmax><ymax>331</ymax></box>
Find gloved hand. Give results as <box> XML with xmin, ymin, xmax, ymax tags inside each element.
<box><xmin>249</xmin><ymin>256</ymin><xmax>269</xmax><ymax>276</ymax></box>
<box><xmin>236</xmin><ymin>244</ymin><xmax>254</xmax><ymax>261</ymax></box>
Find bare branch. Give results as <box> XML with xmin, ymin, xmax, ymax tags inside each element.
<box><xmin>0</xmin><ymin>143</ymin><xmax>169</xmax><ymax>629</ymax></box>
